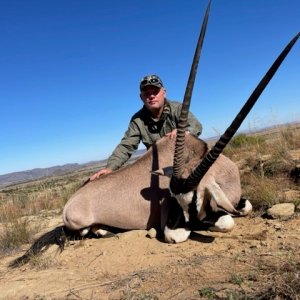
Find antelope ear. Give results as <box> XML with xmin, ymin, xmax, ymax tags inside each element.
<box><xmin>151</xmin><ymin>166</ymin><xmax>173</xmax><ymax>178</ymax></box>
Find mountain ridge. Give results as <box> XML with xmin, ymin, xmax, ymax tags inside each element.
<box><xmin>0</xmin><ymin>149</ymin><xmax>146</xmax><ymax>188</ymax></box>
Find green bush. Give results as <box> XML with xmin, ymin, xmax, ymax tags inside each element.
<box><xmin>229</xmin><ymin>134</ymin><xmax>266</xmax><ymax>148</ymax></box>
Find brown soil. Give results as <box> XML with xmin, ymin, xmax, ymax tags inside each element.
<box><xmin>1</xmin><ymin>212</ymin><xmax>300</xmax><ymax>300</ymax></box>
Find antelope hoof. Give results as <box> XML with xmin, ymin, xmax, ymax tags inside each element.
<box><xmin>79</xmin><ymin>227</ymin><xmax>90</xmax><ymax>236</ymax></box>
<box><xmin>164</xmin><ymin>226</ymin><xmax>191</xmax><ymax>243</ymax></box>
<box><xmin>91</xmin><ymin>225</ymin><xmax>114</xmax><ymax>237</ymax></box>
<box><xmin>209</xmin><ymin>214</ymin><xmax>235</xmax><ymax>232</ymax></box>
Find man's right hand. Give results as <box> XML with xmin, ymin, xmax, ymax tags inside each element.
<box><xmin>90</xmin><ymin>168</ymin><xmax>112</xmax><ymax>181</ymax></box>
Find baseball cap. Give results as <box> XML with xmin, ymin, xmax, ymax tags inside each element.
<box><xmin>140</xmin><ymin>75</ymin><xmax>164</xmax><ymax>91</ymax></box>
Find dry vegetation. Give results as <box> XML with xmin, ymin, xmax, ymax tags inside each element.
<box><xmin>0</xmin><ymin>168</ymin><xmax>91</xmax><ymax>254</ymax></box>
<box><xmin>0</xmin><ymin>123</ymin><xmax>299</xmax><ymax>299</ymax></box>
<box><xmin>225</xmin><ymin>123</ymin><xmax>300</xmax><ymax>212</ymax></box>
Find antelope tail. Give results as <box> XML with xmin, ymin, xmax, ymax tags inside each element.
<box><xmin>9</xmin><ymin>225</ymin><xmax>72</xmax><ymax>268</ymax></box>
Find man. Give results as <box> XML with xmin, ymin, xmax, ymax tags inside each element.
<box><xmin>90</xmin><ymin>74</ymin><xmax>202</xmax><ymax>181</ymax></box>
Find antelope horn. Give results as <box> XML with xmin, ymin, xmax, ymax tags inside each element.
<box><xmin>170</xmin><ymin>0</ymin><xmax>211</xmax><ymax>192</ymax></box>
<box><xmin>182</xmin><ymin>31</ymin><xmax>300</xmax><ymax>193</ymax></box>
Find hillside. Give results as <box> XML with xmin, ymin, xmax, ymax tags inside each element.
<box><xmin>0</xmin><ymin>149</ymin><xmax>147</xmax><ymax>189</ymax></box>
<box><xmin>0</xmin><ymin>163</ymin><xmax>84</xmax><ymax>188</ymax></box>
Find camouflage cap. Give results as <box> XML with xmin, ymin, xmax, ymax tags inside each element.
<box><xmin>140</xmin><ymin>75</ymin><xmax>164</xmax><ymax>91</ymax></box>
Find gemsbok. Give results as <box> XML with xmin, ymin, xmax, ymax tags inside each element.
<box><xmin>10</xmin><ymin>0</ymin><xmax>299</xmax><ymax>267</ymax></box>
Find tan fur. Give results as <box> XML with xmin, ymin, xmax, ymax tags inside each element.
<box><xmin>63</xmin><ymin>134</ymin><xmax>242</xmax><ymax>233</ymax></box>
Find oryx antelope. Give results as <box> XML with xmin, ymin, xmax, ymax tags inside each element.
<box><xmin>62</xmin><ymin>132</ymin><xmax>248</xmax><ymax>242</ymax></box>
<box><xmin>10</xmin><ymin>0</ymin><xmax>299</xmax><ymax>267</ymax></box>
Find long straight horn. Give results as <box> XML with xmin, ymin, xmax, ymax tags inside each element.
<box><xmin>182</xmin><ymin>32</ymin><xmax>300</xmax><ymax>193</ymax></box>
<box><xmin>170</xmin><ymin>0</ymin><xmax>211</xmax><ymax>191</ymax></box>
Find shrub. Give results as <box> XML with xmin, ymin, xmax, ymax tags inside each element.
<box><xmin>0</xmin><ymin>218</ymin><xmax>40</xmax><ymax>254</ymax></box>
<box><xmin>228</xmin><ymin>134</ymin><xmax>266</xmax><ymax>149</ymax></box>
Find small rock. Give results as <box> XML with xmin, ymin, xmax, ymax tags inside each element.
<box><xmin>267</xmin><ymin>203</ymin><xmax>295</xmax><ymax>219</ymax></box>
<box><xmin>242</xmin><ymin>248</ymin><xmax>251</xmax><ymax>254</ymax></box>
<box><xmin>250</xmin><ymin>244</ymin><xmax>260</xmax><ymax>249</ymax></box>
<box><xmin>260</xmin><ymin>241</ymin><xmax>268</xmax><ymax>247</ymax></box>
<box><xmin>274</xmin><ymin>224</ymin><xmax>283</xmax><ymax>230</ymax></box>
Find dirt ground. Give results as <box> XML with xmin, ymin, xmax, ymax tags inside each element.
<box><xmin>1</xmin><ymin>211</ymin><xmax>300</xmax><ymax>300</ymax></box>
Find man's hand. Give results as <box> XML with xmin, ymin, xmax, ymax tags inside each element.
<box><xmin>90</xmin><ymin>168</ymin><xmax>112</xmax><ymax>181</ymax></box>
<box><xmin>165</xmin><ymin>129</ymin><xmax>177</xmax><ymax>139</ymax></box>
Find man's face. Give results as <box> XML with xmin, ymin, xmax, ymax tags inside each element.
<box><xmin>140</xmin><ymin>86</ymin><xmax>166</xmax><ymax>114</ymax></box>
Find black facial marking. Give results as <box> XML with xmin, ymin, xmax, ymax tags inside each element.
<box><xmin>187</xmin><ymin>191</ymin><xmax>202</xmax><ymax>229</ymax></box>
<box><xmin>166</xmin><ymin>198</ymin><xmax>187</xmax><ymax>229</ymax></box>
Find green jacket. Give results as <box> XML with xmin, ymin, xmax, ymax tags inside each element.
<box><xmin>106</xmin><ymin>100</ymin><xmax>202</xmax><ymax>171</ymax></box>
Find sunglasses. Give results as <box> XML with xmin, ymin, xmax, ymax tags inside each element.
<box><xmin>140</xmin><ymin>78</ymin><xmax>161</xmax><ymax>86</ymax></box>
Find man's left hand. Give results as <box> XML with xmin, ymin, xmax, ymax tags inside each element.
<box><xmin>165</xmin><ymin>129</ymin><xmax>177</xmax><ymax>139</ymax></box>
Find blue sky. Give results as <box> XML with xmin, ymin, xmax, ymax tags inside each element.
<box><xmin>1</xmin><ymin>0</ymin><xmax>299</xmax><ymax>175</ymax></box>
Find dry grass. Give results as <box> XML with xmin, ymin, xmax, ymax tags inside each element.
<box><xmin>0</xmin><ymin>178</ymin><xmax>84</xmax><ymax>222</ymax></box>
<box><xmin>0</xmin><ymin>217</ymin><xmax>41</xmax><ymax>255</ymax></box>
<box><xmin>0</xmin><ymin>173</ymin><xmax>87</xmax><ymax>256</ymax></box>
<box><xmin>197</xmin><ymin>254</ymin><xmax>300</xmax><ymax>300</ymax></box>
<box><xmin>27</xmin><ymin>251</ymin><xmax>62</xmax><ymax>270</ymax></box>
<box><xmin>224</xmin><ymin>123</ymin><xmax>300</xmax><ymax>213</ymax></box>
<box><xmin>246</xmin><ymin>255</ymin><xmax>300</xmax><ymax>300</ymax></box>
